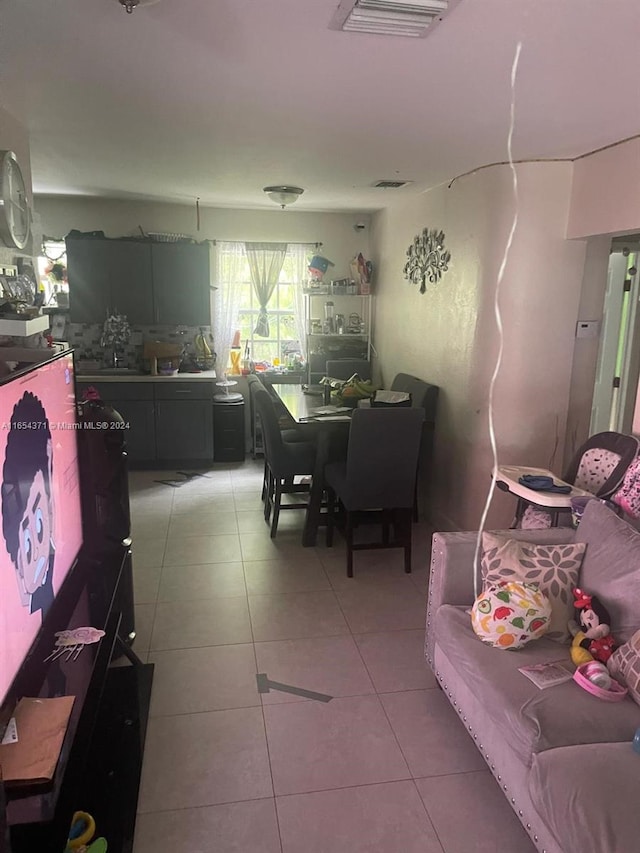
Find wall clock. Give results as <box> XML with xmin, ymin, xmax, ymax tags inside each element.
<box><xmin>0</xmin><ymin>150</ymin><xmax>31</xmax><ymax>250</ymax></box>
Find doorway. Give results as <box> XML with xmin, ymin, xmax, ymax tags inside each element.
<box><xmin>591</xmin><ymin>237</ymin><xmax>640</xmax><ymax>435</ymax></box>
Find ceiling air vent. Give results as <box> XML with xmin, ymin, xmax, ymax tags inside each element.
<box><xmin>329</xmin><ymin>0</ymin><xmax>456</xmax><ymax>38</ymax></box>
<box><xmin>373</xmin><ymin>180</ymin><xmax>411</xmax><ymax>188</ymax></box>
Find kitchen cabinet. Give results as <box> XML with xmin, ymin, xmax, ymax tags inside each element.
<box><xmin>76</xmin><ymin>379</ymin><xmax>216</xmax><ymax>467</ymax></box>
<box><xmin>67</xmin><ymin>238</ymin><xmax>154</xmax><ymax>324</ymax></box>
<box><xmin>151</xmin><ymin>242</ymin><xmax>211</xmax><ymax>325</ymax></box>
<box><xmin>156</xmin><ymin>400</ymin><xmax>213</xmax><ymax>461</ymax></box>
<box><xmin>76</xmin><ymin>382</ymin><xmax>156</xmax><ymax>464</ymax></box>
<box><xmin>67</xmin><ymin>239</ymin><xmax>211</xmax><ymax>326</ymax></box>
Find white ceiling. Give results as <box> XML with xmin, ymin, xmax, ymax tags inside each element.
<box><xmin>1</xmin><ymin>0</ymin><xmax>639</xmax><ymax>212</ymax></box>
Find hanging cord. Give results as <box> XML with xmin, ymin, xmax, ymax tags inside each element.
<box><xmin>472</xmin><ymin>41</ymin><xmax>522</xmax><ymax>597</ymax></box>
<box><xmin>196</xmin><ymin>197</ymin><xmax>201</xmax><ymax>232</ymax></box>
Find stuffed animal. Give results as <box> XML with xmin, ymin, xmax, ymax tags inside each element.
<box><xmin>568</xmin><ymin>587</ymin><xmax>618</xmax><ymax>666</ymax></box>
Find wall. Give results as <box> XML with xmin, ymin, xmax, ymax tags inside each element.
<box><xmin>568</xmin><ymin>138</ymin><xmax>640</xmax><ymax>239</ymax></box>
<box><xmin>34</xmin><ymin>197</ymin><xmax>372</xmax><ymax>283</ymax></box>
<box><xmin>563</xmin><ymin>235</ymin><xmax>611</xmax><ymax>461</ymax></box>
<box><xmin>371</xmin><ymin>162</ymin><xmax>587</xmax><ymax>531</ymax></box>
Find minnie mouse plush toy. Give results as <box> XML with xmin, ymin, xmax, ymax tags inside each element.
<box><xmin>569</xmin><ymin>588</ymin><xmax>618</xmax><ymax>666</ymax></box>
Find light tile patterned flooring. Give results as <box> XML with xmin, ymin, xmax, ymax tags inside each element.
<box><xmin>129</xmin><ymin>460</ymin><xmax>535</xmax><ymax>853</ymax></box>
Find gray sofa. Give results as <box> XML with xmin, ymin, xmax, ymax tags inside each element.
<box><xmin>425</xmin><ymin>501</ymin><xmax>640</xmax><ymax>853</ymax></box>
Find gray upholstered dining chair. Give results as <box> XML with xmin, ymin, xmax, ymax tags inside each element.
<box><xmin>253</xmin><ymin>387</ymin><xmax>316</xmax><ymax>538</ymax></box>
<box><xmin>324</xmin><ymin>407</ymin><xmax>424</xmax><ymax>577</ymax></box>
<box><xmin>390</xmin><ymin>373</ymin><xmax>439</xmax><ymax>520</ymax></box>
<box><xmin>247</xmin><ymin>375</ymin><xmax>307</xmax><ymax>500</ymax></box>
<box><xmin>325</xmin><ymin>359</ymin><xmax>372</xmax><ymax>381</ymax></box>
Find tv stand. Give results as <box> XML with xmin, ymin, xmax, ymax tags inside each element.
<box><xmin>2</xmin><ymin>544</ymin><xmax>153</xmax><ymax>853</ymax></box>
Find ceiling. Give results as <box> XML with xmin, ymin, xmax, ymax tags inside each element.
<box><xmin>1</xmin><ymin>0</ymin><xmax>639</xmax><ymax>212</ymax></box>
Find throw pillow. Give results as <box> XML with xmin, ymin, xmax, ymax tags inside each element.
<box><xmin>481</xmin><ymin>533</ymin><xmax>586</xmax><ymax>643</ymax></box>
<box><xmin>608</xmin><ymin>628</ymin><xmax>640</xmax><ymax>707</ymax></box>
<box><xmin>471</xmin><ymin>581</ymin><xmax>551</xmax><ymax>650</ymax></box>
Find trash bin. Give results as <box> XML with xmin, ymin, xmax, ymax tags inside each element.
<box><xmin>213</xmin><ymin>392</ymin><xmax>245</xmax><ymax>462</ymax></box>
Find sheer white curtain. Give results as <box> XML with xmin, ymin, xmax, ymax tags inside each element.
<box><xmin>289</xmin><ymin>243</ymin><xmax>314</xmax><ymax>360</ymax></box>
<box><xmin>213</xmin><ymin>241</ymin><xmax>245</xmax><ymax>376</ymax></box>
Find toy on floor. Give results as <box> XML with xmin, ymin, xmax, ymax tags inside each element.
<box><xmin>569</xmin><ymin>587</ymin><xmax>618</xmax><ymax>666</ymax></box>
<box><xmin>65</xmin><ymin>811</ymin><xmax>107</xmax><ymax>852</ymax></box>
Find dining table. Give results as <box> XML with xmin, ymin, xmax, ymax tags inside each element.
<box><xmin>271</xmin><ymin>385</ymin><xmax>352</xmax><ymax>546</ymax></box>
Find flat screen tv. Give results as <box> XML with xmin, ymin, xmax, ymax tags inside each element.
<box><xmin>0</xmin><ymin>352</ymin><xmax>82</xmax><ymax>707</ymax></box>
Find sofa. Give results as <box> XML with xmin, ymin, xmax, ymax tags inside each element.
<box><xmin>425</xmin><ymin>500</ymin><xmax>640</xmax><ymax>853</ymax></box>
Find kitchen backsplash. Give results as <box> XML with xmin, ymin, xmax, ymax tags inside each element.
<box><xmin>59</xmin><ymin>316</ymin><xmax>215</xmax><ymax>369</ymax></box>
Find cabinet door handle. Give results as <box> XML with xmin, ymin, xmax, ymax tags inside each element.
<box><xmin>174</xmin><ymin>390</ymin><xmax>192</xmax><ymax>394</ymax></box>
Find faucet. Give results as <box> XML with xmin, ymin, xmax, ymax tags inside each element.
<box><xmin>112</xmin><ymin>347</ymin><xmax>120</xmax><ymax>368</ymax></box>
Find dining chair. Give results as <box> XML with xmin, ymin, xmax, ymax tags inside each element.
<box><xmin>324</xmin><ymin>407</ymin><xmax>424</xmax><ymax>577</ymax></box>
<box><xmin>253</xmin><ymin>387</ymin><xmax>316</xmax><ymax>537</ymax></box>
<box><xmin>389</xmin><ymin>373</ymin><xmax>439</xmax><ymax>520</ymax></box>
<box><xmin>325</xmin><ymin>359</ymin><xmax>372</xmax><ymax>381</ymax></box>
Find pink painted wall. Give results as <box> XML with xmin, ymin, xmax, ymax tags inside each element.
<box><xmin>568</xmin><ymin>139</ymin><xmax>640</xmax><ymax>239</ymax></box>
<box><xmin>371</xmin><ymin>162</ymin><xmax>587</xmax><ymax>531</ymax></box>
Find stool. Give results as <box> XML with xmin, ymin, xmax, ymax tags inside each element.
<box><xmin>213</xmin><ymin>392</ymin><xmax>245</xmax><ymax>462</ymax></box>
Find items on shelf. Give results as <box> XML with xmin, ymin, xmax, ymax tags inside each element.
<box><xmin>0</xmin><ymin>696</ymin><xmax>75</xmax><ymax>786</ymax></box>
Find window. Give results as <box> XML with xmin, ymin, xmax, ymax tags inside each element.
<box><xmin>37</xmin><ymin>240</ymin><xmax>69</xmax><ymax>307</ymax></box>
<box><xmin>215</xmin><ymin>242</ymin><xmax>312</xmax><ymax>368</ymax></box>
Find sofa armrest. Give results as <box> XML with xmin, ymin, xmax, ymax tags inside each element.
<box><xmin>425</xmin><ymin>527</ymin><xmax>577</xmax><ymax>669</ymax></box>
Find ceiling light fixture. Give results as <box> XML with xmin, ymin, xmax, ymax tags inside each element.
<box><xmin>329</xmin><ymin>0</ymin><xmax>458</xmax><ymax>38</ymax></box>
<box><xmin>263</xmin><ymin>186</ymin><xmax>305</xmax><ymax>209</ymax></box>
<box><xmin>117</xmin><ymin>0</ymin><xmax>161</xmax><ymax>14</ymax></box>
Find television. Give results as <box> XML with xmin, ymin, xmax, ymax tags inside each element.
<box><xmin>0</xmin><ymin>352</ymin><xmax>83</xmax><ymax>708</ymax></box>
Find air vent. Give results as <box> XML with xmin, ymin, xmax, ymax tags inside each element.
<box><xmin>373</xmin><ymin>180</ymin><xmax>411</xmax><ymax>189</ymax></box>
<box><xmin>330</xmin><ymin>0</ymin><xmax>455</xmax><ymax>38</ymax></box>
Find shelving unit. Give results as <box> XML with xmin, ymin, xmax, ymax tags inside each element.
<box><xmin>303</xmin><ymin>289</ymin><xmax>372</xmax><ymax>385</ymax></box>
<box><xmin>0</xmin><ymin>314</ymin><xmax>49</xmax><ymax>336</ymax></box>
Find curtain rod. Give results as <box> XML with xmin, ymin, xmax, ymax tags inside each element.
<box><xmin>210</xmin><ymin>240</ymin><xmax>322</xmax><ymax>249</ymax></box>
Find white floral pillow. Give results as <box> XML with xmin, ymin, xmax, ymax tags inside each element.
<box><xmin>481</xmin><ymin>533</ymin><xmax>586</xmax><ymax>643</ymax></box>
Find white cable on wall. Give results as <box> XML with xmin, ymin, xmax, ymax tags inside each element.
<box><xmin>472</xmin><ymin>41</ymin><xmax>523</xmax><ymax>597</ymax></box>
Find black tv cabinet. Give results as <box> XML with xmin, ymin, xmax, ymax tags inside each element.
<box><xmin>2</xmin><ymin>544</ymin><xmax>153</xmax><ymax>853</ymax></box>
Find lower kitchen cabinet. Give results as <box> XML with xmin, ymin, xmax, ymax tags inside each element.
<box><xmin>155</xmin><ymin>400</ymin><xmax>213</xmax><ymax>462</ymax></box>
<box><xmin>112</xmin><ymin>399</ymin><xmax>156</xmax><ymax>463</ymax></box>
<box><xmin>76</xmin><ymin>381</ymin><xmax>216</xmax><ymax>467</ymax></box>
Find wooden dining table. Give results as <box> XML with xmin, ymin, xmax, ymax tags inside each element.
<box><xmin>271</xmin><ymin>385</ymin><xmax>352</xmax><ymax>546</ymax></box>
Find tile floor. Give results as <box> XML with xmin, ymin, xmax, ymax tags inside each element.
<box><xmin>128</xmin><ymin>460</ymin><xmax>536</xmax><ymax>853</ymax></box>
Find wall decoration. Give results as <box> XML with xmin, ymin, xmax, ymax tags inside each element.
<box><xmin>403</xmin><ymin>228</ymin><xmax>451</xmax><ymax>294</ymax></box>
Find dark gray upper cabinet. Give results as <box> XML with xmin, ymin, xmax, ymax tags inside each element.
<box><xmin>108</xmin><ymin>241</ymin><xmax>154</xmax><ymax>324</ymax></box>
<box><xmin>151</xmin><ymin>243</ymin><xmax>211</xmax><ymax>326</ymax></box>
<box><xmin>67</xmin><ymin>238</ymin><xmax>154</xmax><ymax>324</ymax></box>
<box><xmin>67</xmin><ymin>238</ymin><xmax>210</xmax><ymax>326</ymax></box>
<box><xmin>67</xmin><ymin>239</ymin><xmax>111</xmax><ymax>323</ymax></box>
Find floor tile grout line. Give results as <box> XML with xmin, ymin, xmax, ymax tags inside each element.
<box><xmin>409</xmin><ymin>778</ymin><xmax>447</xmax><ymax>853</ymax></box>
<box><xmin>241</xmin><ymin>512</ymin><xmax>286</xmax><ymax>853</ymax></box>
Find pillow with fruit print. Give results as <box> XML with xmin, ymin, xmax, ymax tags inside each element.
<box><xmin>471</xmin><ymin>581</ymin><xmax>552</xmax><ymax>650</ymax></box>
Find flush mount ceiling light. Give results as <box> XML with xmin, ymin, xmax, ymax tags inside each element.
<box><xmin>263</xmin><ymin>186</ymin><xmax>305</xmax><ymax>209</ymax></box>
<box><xmin>117</xmin><ymin>0</ymin><xmax>160</xmax><ymax>14</ymax></box>
<box><xmin>329</xmin><ymin>0</ymin><xmax>458</xmax><ymax>38</ymax></box>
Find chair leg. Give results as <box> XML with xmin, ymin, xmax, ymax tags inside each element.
<box><xmin>413</xmin><ymin>479</ymin><xmax>419</xmax><ymax>522</ymax></box>
<box><xmin>264</xmin><ymin>468</ymin><xmax>274</xmax><ymax>522</ymax></box>
<box><xmin>261</xmin><ymin>458</ymin><xmax>268</xmax><ymax>502</ymax></box>
<box><xmin>382</xmin><ymin>509</ymin><xmax>390</xmax><ymax>545</ymax></box>
<box><xmin>346</xmin><ymin>511</ymin><xmax>355</xmax><ymax>578</ymax></box>
<box><xmin>396</xmin><ymin>509</ymin><xmax>413</xmax><ymax>573</ymax></box>
<box><xmin>270</xmin><ymin>478</ymin><xmax>282</xmax><ymax>538</ymax></box>
<box><xmin>326</xmin><ymin>488</ymin><xmax>335</xmax><ymax>547</ymax></box>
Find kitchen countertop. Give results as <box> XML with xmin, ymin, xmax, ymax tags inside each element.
<box><xmin>76</xmin><ymin>369</ymin><xmax>220</xmax><ymax>383</ymax></box>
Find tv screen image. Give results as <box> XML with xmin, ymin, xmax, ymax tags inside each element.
<box><xmin>0</xmin><ymin>354</ymin><xmax>82</xmax><ymax>706</ymax></box>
